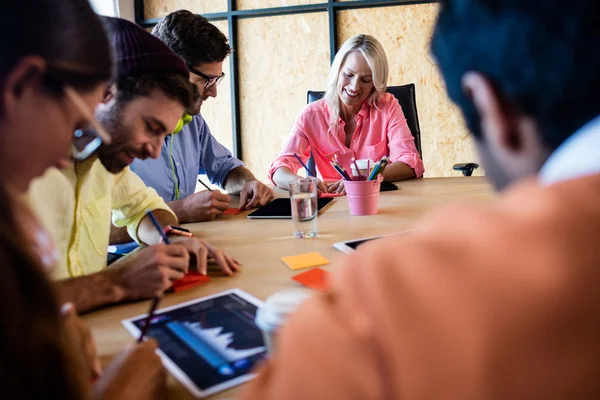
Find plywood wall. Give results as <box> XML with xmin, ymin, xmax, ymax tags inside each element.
<box><xmin>238</xmin><ymin>0</ymin><xmax>323</xmax><ymax>10</ymax></box>
<box><xmin>338</xmin><ymin>4</ymin><xmax>481</xmax><ymax>177</ymax></box>
<box><xmin>237</xmin><ymin>12</ymin><xmax>331</xmax><ymax>180</ymax></box>
<box><xmin>144</xmin><ymin>0</ymin><xmax>226</xmax><ymax>19</ymax></box>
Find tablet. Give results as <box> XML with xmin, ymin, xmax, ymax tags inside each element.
<box><xmin>122</xmin><ymin>289</ymin><xmax>267</xmax><ymax>398</ymax></box>
<box><xmin>380</xmin><ymin>181</ymin><xmax>399</xmax><ymax>192</ymax></box>
<box><xmin>247</xmin><ymin>197</ymin><xmax>334</xmax><ymax>219</ymax></box>
<box><xmin>333</xmin><ymin>230</ymin><xmax>416</xmax><ymax>254</ymax></box>
<box><xmin>333</xmin><ymin>235</ymin><xmax>383</xmax><ymax>254</ymax></box>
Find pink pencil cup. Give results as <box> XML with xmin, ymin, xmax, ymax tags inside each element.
<box><xmin>344</xmin><ymin>176</ymin><xmax>383</xmax><ymax>216</ymax></box>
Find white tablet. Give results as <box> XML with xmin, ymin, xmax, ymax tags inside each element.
<box><xmin>122</xmin><ymin>289</ymin><xmax>267</xmax><ymax>398</ymax></box>
<box><xmin>333</xmin><ymin>235</ymin><xmax>384</xmax><ymax>253</ymax></box>
<box><xmin>333</xmin><ymin>230</ymin><xmax>416</xmax><ymax>254</ymax></box>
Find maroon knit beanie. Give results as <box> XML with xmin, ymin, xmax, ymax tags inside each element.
<box><xmin>103</xmin><ymin>17</ymin><xmax>189</xmax><ymax>80</ymax></box>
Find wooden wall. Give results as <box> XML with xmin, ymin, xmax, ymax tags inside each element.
<box><xmin>338</xmin><ymin>4</ymin><xmax>480</xmax><ymax>177</ymax></box>
<box><xmin>143</xmin><ymin>1</ymin><xmax>483</xmax><ymax>180</ymax></box>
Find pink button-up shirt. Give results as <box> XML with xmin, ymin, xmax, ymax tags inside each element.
<box><xmin>268</xmin><ymin>92</ymin><xmax>424</xmax><ymax>183</ymax></box>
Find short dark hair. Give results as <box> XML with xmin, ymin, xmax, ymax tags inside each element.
<box><xmin>115</xmin><ymin>72</ymin><xmax>196</xmax><ymax>111</ymax></box>
<box><xmin>152</xmin><ymin>9</ymin><xmax>231</xmax><ymax>66</ymax></box>
<box><xmin>431</xmin><ymin>0</ymin><xmax>600</xmax><ymax>150</ymax></box>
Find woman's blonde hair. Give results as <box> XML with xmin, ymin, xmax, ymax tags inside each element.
<box><xmin>323</xmin><ymin>34</ymin><xmax>389</xmax><ymax>133</ymax></box>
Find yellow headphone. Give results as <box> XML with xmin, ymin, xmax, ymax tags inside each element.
<box><xmin>169</xmin><ymin>114</ymin><xmax>193</xmax><ymax>200</ymax></box>
<box><xmin>172</xmin><ymin>113</ymin><xmax>193</xmax><ymax>134</ymax></box>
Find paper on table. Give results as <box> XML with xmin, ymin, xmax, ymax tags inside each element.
<box><xmin>281</xmin><ymin>252</ymin><xmax>330</xmax><ymax>270</ymax></box>
<box><xmin>171</xmin><ymin>272</ymin><xmax>211</xmax><ymax>293</ymax></box>
<box><xmin>223</xmin><ymin>208</ymin><xmax>242</xmax><ymax>215</ymax></box>
<box><xmin>292</xmin><ymin>268</ymin><xmax>330</xmax><ymax>292</ymax></box>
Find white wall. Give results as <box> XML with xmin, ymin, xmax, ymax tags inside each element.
<box><xmin>89</xmin><ymin>0</ymin><xmax>135</xmax><ymax>21</ymax></box>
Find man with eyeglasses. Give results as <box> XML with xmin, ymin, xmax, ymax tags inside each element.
<box><xmin>28</xmin><ymin>17</ymin><xmax>240</xmax><ymax>314</ymax></box>
<box><xmin>130</xmin><ymin>10</ymin><xmax>274</xmax><ymax>224</ymax></box>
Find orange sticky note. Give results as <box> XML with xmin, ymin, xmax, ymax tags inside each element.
<box><xmin>292</xmin><ymin>268</ymin><xmax>330</xmax><ymax>292</ymax></box>
<box><xmin>171</xmin><ymin>272</ymin><xmax>210</xmax><ymax>293</ymax></box>
<box><xmin>281</xmin><ymin>252</ymin><xmax>330</xmax><ymax>270</ymax></box>
<box><xmin>223</xmin><ymin>208</ymin><xmax>241</xmax><ymax>215</ymax></box>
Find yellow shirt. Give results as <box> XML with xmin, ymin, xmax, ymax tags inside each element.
<box><xmin>27</xmin><ymin>157</ymin><xmax>175</xmax><ymax>280</ymax></box>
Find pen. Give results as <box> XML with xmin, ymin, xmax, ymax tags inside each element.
<box><xmin>330</xmin><ymin>162</ymin><xmax>350</xmax><ymax>181</ymax></box>
<box><xmin>352</xmin><ymin>158</ymin><xmax>364</xmax><ymax>180</ymax></box>
<box><xmin>197</xmin><ymin>178</ymin><xmax>213</xmax><ymax>192</ymax></box>
<box><xmin>138</xmin><ymin>210</ymin><xmax>168</xmax><ymax>343</ymax></box>
<box><xmin>293</xmin><ymin>153</ymin><xmax>315</xmax><ymax>177</ymax></box>
<box><xmin>368</xmin><ymin>157</ymin><xmax>384</xmax><ymax>181</ymax></box>
<box><xmin>137</xmin><ymin>296</ymin><xmax>161</xmax><ymax>343</ymax></box>
<box><xmin>145</xmin><ymin>210</ymin><xmax>171</xmax><ymax>245</ymax></box>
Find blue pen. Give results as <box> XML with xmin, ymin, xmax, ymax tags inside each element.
<box><xmin>145</xmin><ymin>210</ymin><xmax>171</xmax><ymax>245</ymax></box>
<box><xmin>293</xmin><ymin>153</ymin><xmax>315</xmax><ymax>177</ymax></box>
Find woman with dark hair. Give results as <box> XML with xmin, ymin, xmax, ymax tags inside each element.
<box><xmin>0</xmin><ymin>1</ymin><xmax>165</xmax><ymax>399</ymax></box>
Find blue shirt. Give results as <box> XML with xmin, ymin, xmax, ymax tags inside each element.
<box><xmin>131</xmin><ymin>114</ymin><xmax>244</xmax><ymax>202</ymax></box>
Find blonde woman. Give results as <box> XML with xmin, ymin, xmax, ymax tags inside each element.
<box><xmin>269</xmin><ymin>34</ymin><xmax>424</xmax><ymax>193</ymax></box>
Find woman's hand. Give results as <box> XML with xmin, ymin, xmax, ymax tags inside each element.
<box><xmin>326</xmin><ymin>180</ymin><xmax>346</xmax><ymax>194</ymax></box>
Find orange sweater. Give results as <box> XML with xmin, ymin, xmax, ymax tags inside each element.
<box><xmin>242</xmin><ymin>174</ymin><xmax>600</xmax><ymax>399</ymax></box>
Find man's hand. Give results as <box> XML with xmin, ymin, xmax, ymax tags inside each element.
<box><xmin>239</xmin><ymin>179</ymin><xmax>275</xmax><ymax>210</ymax></box>
<box><xmin>61</xmin><ymin>302</ymin><xmax>103</xmax><ymax>381</ymax></box>
<box><xmin>182</xmin><ymin>190</ymin><xmax>230</xmax><ymax>221</ymax></box>
<box><xmin>326</xmin><ymin>180</ymin><xmax>346</xmax><ymax>194</ymax></box>
<box><xmin>109</xmin><ymin>244</ymin><xmax>190</xmax><ymax>300</ymax></box>
<box><xmin>169</xmin><ymin>236</ymin><xmax>241</xmax><ymax>276</ymax></box>
<box><xmin>92</xmin><ymin>340</ymin><xmax>166</xmax><ymax>400</ymax></box>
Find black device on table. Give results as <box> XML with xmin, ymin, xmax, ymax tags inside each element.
<box><xmin>247</xmin><ymin>197</ymin><xmax>334</xmax><ymax>219</ymax></box>
<box><xmin>380</xmin><ymin>181</ymin><xmax>398</xmax><ymax>192</ymax></box>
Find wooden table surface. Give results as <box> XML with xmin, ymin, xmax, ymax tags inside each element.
<box><xmin>84</xmin><ymin>176</ymin><xmax>494</xmax><ymax>399</ymax></box>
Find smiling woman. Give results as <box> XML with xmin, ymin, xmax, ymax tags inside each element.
<box><xmin>269</xmin><ymin>34</ymin><xmax>425</xmax><ymax>193</ymax></box>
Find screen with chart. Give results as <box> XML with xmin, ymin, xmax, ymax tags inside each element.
<box><xmin>124</xmin><ymin>290</ymin><xmax>267</xmax><ymax>395</ymax></box>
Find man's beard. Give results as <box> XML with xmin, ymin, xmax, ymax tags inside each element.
<box><xmin>95</xmin><ymin>104</ymin><xmax>132</xmax><ymax>174</ymax></box>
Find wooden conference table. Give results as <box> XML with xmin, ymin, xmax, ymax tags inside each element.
<box><xmin>84</xmin><ymin>176</ymin><xmax>493</xmax><ymax>399</ymax></box>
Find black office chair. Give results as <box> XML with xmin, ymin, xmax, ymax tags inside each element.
<box><xmin>453</xmin><ymin>162</ymin><xmax>480</xmax><ymax>176</ymax></box>
<box><xmin>305</xmin><ymin>84</ymin><xmax>422</xmax><ymax>177</ymax></box>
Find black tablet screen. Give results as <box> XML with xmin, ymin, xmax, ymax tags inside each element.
<box><xmin>248</xmin><ymin>197</ymin><xmax>333</xmax><ymax>219</ymax></box>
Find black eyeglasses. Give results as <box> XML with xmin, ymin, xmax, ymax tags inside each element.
<box><xmin>187</xmin><ymin>65</ymin><xmax>225</xmax><ymax>90</ymax></box>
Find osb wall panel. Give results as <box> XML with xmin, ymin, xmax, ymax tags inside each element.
<box><xmin>144</xmin><ymin>0</ymin><xmax>226</xmax><ymax>19</ymax></box>
<box><xmin>339</xmin><ymin>4</ymin><xmax>483</xmax><ymax>177</ymax></box>
<box><xmin>197</xmin><ymin>22</ymin><xmax>234</xmax><ymax>152</ymax></box>
<box><xmin>238</xmin><ymin>0</ymin><xmax>323</xmax><ymax>10</ymax></box>
<box><xmin>238</xmin><ymin>13</ymin><xmax>331</xmax><ymax>181</ymax></box>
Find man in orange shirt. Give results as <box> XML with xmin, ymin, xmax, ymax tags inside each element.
<box><xmin>242</xmin><ymin>0</ymin><xmax>600</xmax><ymax>398</ymax></box>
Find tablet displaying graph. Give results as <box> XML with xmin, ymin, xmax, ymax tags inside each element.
<box><xmin>122</xmin><ymin>289</ymin><xmax>267</xmax><ymax>398</ymax></box>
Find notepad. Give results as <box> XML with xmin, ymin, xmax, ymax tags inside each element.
<box><xmin>281</xmin><ymin>252</ymin><xmax>330</xmax><ymax>270</ymax></box>
<box><xmin>292</xmin><ymin>268</ymin><xmax>330</xmax><ymax>292</ymax></box>
<box><xmin>223</xmin><ymin>208</ymin><xmax>242</xmax><ymax>215</ymax></box>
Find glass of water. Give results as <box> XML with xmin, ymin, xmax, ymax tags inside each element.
<box><xmin>289</xmin><ymin>178</ymin><xmax>318</xmax><ymax>238</ymax></box>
